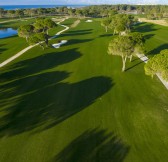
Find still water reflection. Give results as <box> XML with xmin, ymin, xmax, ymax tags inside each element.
<box><xmin>0</xmin><ymin>28</ymin><xmax>17</xmax><ymax>38</ymax></box>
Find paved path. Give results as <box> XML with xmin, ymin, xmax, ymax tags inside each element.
<box><xmin>136</xmin><ymin>53</ymin><xmax>168</xmax><ymax>90</ymax></box>
<box><xmin>0</xmin><ymin>18</ymin><xmax>69</xmax><ymax>68</ymax></box>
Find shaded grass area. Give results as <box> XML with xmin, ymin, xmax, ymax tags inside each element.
<box><xmin>54</xmin><ymin>128</ymin><xmax>129</xmax><ymax>162</ymax></box>
<box><xmin>0</xmin><ymin>19</ymin><xmax>168</xmax><ymax>162</ymax></box>
<box><xmin>134</xmin><ymin>22</ymin><xmax>168</xmax><ymax>56</ymax></box>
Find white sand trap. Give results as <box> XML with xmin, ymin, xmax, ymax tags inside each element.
<box><xmin>52</xmin><ymin>40</ymin><xmax>68</xmax><ymax>48</ymax></box>
<box><xmin>86</xmin><ymin>20</ymin><xmax>93</xmax><ymax>22</ymax></box>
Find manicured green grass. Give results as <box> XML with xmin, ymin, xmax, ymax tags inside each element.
<box><xmin>0</xmin><ymin>19</ymin><xmax>36</xmax><ymax>29</ymax></box>
<box><xmin>0</xmin><ymin>19</ymin><xmax>168</xmax><ymax>162</ymax></box>
<box><xmin>134</xmin><ymin>22</ymin><xmax>168</xmax><ymax>57</ymax></box>
<box><xmin>0</xmin><ymin>19</ymin><xmax>67</xmax><ymax>63</ymax></box>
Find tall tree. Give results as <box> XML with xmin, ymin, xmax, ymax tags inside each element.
<box><xmin>43</xmin><ymin>18</ymin><xmax>57</xmax><ymax>34</ymax></box>
<box><xmin>128</xmin><ymin>32</ymin><xmax>145</xmax><ymax>62</ymax></box>
<box><xmin>108</xmin><ymin>36</ymin><xmax>134</xmax><ymax>72</ymax></box>
<box><xmin>28</xmin><ymin>33</ymin><xmax>47</xmax><ymax>50</ymax></box>
<box><xmin>18</xmin><ymin>25</ymin><xmax>34</xmax><ymax>42</ymax></box>
<box><xmin>34</xmin><ymin>18</ymin><xmax>56</xmax><ymax>45</ymax></box>
<box><xmin>144</xmin><ymin>49</ymin><xmax>168</xmax><ymax>81</ymax></box>
<box><xmin>101</xmin><ymin>18</ymin><xmax>111</xmax><ymax>32</ymax></box>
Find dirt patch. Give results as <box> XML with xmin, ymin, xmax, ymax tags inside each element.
<box><xmin>138</xmin><ymin>18</ymin><xmax>168</xmax><ymax>27</ymax></box>
<box><xmin>71</xmin><ymin>20</ymin><xmax>81</xmax><ymax>28</ymax></box>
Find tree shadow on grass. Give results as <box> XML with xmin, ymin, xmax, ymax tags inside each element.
<box><xmin>63</xmin><ymin>39</ymin><xmax>93</xmax><ymax>47</ymax></box>
<box><xmin>99</xmin><ymin>34</ymin><xmax>113</xmax><ymax>37</ymax></box>
<box><xmin>58</xmin><ymin>29</ymin><xmax>93</xmax><ymax>38</ymax></box>
<box><xmin>147</xmin><ymin>43</ymin><xmax>168</xmax><ymax>56</ymax></box>
<box><xmin>0</xmin><ymin>48</ymin><xmax>6</xmax><ymax>55</ymax></box>
<box><xmin>125</xmin><ymin>60</ymin><xmax>144</xmax><ymax>72</ymax></box>
<box><xmin>59</xmin><ymin>31</ymin><xmax>92</xmax><ymax>38</ymax></box>
<box><xmin>0</xmin><ymin>74</ymin><xmax>113</xmax><ymax>136</ymax></box>
<box><xmin>0</xmin><ymin>48</ymin><xmax>81</xmax><ymax>81</ymax></box>
<box><xmin>0</xmin><ymin>44</ymin><xmax>6</xmax><ymax>55</ymax></box>
<box><xmin>67</xmin><ymin>29</ymin><xmax>93</xmax><ymax>33</ymax></box>
<box><xmin>52</xmin><ymin>128</ymin><xmax>130</xmax><ymax>162</ymax></box>
<box><xmin>133</xmin><ymin>22</ymin><xmax>158</xmax><ymax>33</ymax></box>
<box><xmin>144</xmin><ymin>34</ymin><xmax>155</xmax><ymax>40</ymax></box>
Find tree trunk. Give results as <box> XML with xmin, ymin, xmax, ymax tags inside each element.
<box><xmin>26</xmin><ymin>37</ymin><xmax>28</xmax><ymax>42</ymax></box>
<box><xmin>39</xmin><ymin>43</ymin><xmax>44</xmax><ymax>50</ymax></box>
<box><xmin>130</xmin><ymin>55</ymin><xmax>133</xmax><ymax>62</ymax></box>
<box><xmin>122</xmin><ymin>55</ymin><xmax>127</xmax><ymax>72</ymax></box>
<box><xmin>113</xmin><ymin>30</ymin><xmax>115</xmax><ymax>35</ymax></box>
<box><xmin>105</xmin><ymin>26</ymin><xmax>108</xmax><ymax>32</ymax></box>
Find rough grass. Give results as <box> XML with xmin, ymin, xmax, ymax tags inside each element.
<box><xmin>0</xmin><ymin>19</ymin><xmax>168</xmax><ymax>162</ymax></box>
<box><xmin>139</xmin><ymin>18</ymin><xmax>168</xmax><ymax>27</ymax></box>
<box><xmin>71</xmin><ymin>19</ymin><xmax>81</xmax><ymax>28</ymax></box>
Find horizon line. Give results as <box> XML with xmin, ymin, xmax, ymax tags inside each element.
<box><xmin>0</xmin><ymin>4</ymin><xmax>168</xmax><ymax>5</ymax></box>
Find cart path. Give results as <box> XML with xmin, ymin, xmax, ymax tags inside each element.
<box><xmin>0</xmin><ymin>18</ymin><xmax>69</xmax><ymax>68</ymax></box>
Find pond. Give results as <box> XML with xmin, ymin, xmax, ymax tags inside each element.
<box><xmin>0</xmin><ymin>28</ymin><xmax>17</xmax><ymax>39</ymax></box>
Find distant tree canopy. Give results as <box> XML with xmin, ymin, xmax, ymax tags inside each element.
<box><xmin>144</xmin><ymin>50</ymin><xmax>168</xmax><ymax>81</ymax></box>
<box><xmin>0</xmin><ymin>5</ymin><xmax>168</xmax><ymax>19</ymax></box>
<box><xmin>110</xmin><ymin>14</ymin><xmax>137</xmax><ymax>35</ymax></box>
<box><xmin>101</xmin><ymin>14</ymin><xmax>137</xmax><ymax>34</ymax></box>
<box><xmin>15</xmin><ymin>9</ymin><xmax>24</xmax><ymax>19</ymax></box>
<box><xmin>101</xmin><ymin>18</ymin><xmax>112</xmax><ymax>32</ymax></box>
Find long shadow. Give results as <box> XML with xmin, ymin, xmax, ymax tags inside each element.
<box><xmin>147</xmin><ymin>43</ymin><xmax>168</xmax><ymax>56</ymax></box>
<box><xmin>0</xmin><ymin>48</ymin><xmax>6</xmax><ymax>55</ymax></box>
<box><xmin>0</xmin><ymin>48</ymin><xmax>81</xmax><ymax>81</ymax></box>
<box><xmin>99</xmin><ymin>34</ymin><xmax>113</xmax><ymax>37</ymax></box>
<box><xmin>52</xmin><ymin>128</ymin><xmax>130</xmax><ymax>162</ymax></box>
<box><xmin>63</xmin><ymin>39</ymin><xmax>93</xmax><ymax>47</ymax></box>
<box><xmin>133</xmin><ymin>22</ymin><xmax>158</xmax><ymax>33</ymax></box>
<box><xmin>0</xmin><ymin>73</ymin><xmax>113</xmax><ymax>136</ymax></box>
<box><xmin>144</xmin><ymin>34</ymin><xmax>155</xmax><ymax>40</ymax></box>
<box><xmin>0</xmin><ymin>44</ymin><xmax>6</xmax><ymax>55</ymax></box>
<box><xmin>67</xmin><ymin>29</ymin><xmax>93</xmax><ymax>33</ymax></box>
<box><xmin>58</xmin><ymin>31</ymin><xmax>92</xmax><ymax>38</ymax></box>
<box><xmin>57</xmin><ymin>29</ymin><xmax>93</xmax><ymax>38</ymax></box>
<box><xmin>125</xmin><ymin>60</ymin><xmax>144</xmax><ymax>72</ymax></box>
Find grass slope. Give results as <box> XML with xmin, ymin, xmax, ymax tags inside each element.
<box><xmin>0</xmin><ymin>19</ymin><xmax>168</xmax><ymax>162</ymax></box>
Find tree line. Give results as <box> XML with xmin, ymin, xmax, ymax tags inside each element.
<box><xmin>0</xmin><ymin>5</ymin><xmax>168</xmax><ymax>19</ymax></box>
<box><xmin>105</xmin><ymin>13</ymin><xmax>168</xmax><ymax>80</ymax></box>
<box><xmin>145</xmin><ymin>50</ymin><xmax>168</xmax><ymax>81</ymax></box>
<box><xmin>101</xmin><ymin>13</ymin><xmax>144</xmax><ymax>72</ymax></box>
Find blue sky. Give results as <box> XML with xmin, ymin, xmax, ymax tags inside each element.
<box><xmin>0</xmin><ymin>0</ymin><xmax>167</xmax><ymax>5</ymax></box>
